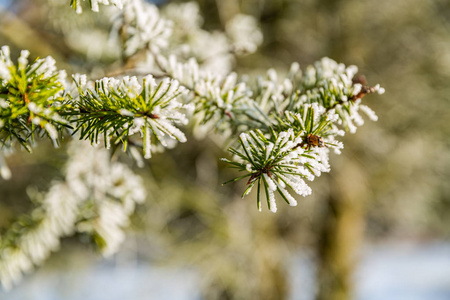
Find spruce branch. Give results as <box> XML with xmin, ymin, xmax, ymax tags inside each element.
<box><xmin>68</xmin><ymin>75</ymin><xmax>189</xmax><ymax>158</ymax></box>
<box><xmin>0</xmin><ymin>0</ymin><xmax>385</xmax><ymax>213</ymax></box>
<box><xmin>274</xmin><ymin>104</ymin><xmax>344</xmax><ymax>154</ymax></box>
<box><xmin>157</xmin><ymin>55</ymin><xmax>263</xmax><ymax>134</ymax></box>
<box><xmin>292</xmin><ymin>58</ymin><xmax>385</xmax><ymax>133</ymax></box>
<box><xmin>219</xmin><ymin>60</ymin><xmax>386</xmax><ymax>210</ymax></box>
<box><xmin>222</xmin><ymin>128</ymin><xmax>330</xmax><ymax>212</ymax></box>
<box><xmin>0</xmin><ymin>140</ymin><xmax>146</xmax><ymax>290</ymax></box>
<box><xmin>117</xmin><ymin>0</ymin><xmax>173</xmax><ymax>59</ymax></box>
<box><xmin>0</xmin><ymin>0</ymin><xmax>389</xmax><ymax>292</ymax></box>
<box><xmin>249</xmin><ymin>58</ymin><xmax>384</xmax><ymax>135</ymax></box>
<box><xmin>0</xmin><ymin>46</ymin><xmax>69</xmax><ymax>151</ymax></box>
<box><xmin>70</xmin><ymin>0</ymin><xmax>126</xmax><ymax>14</ymax></box>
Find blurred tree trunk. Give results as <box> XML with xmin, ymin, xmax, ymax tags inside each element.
<box><xmin>315</xmin><ymin>156</ymin><xmax>367</xmax><ymax>300</ymax></box>
<box><xmin>313</xmin><ymin>0</ymin><xmax>367</xmax><ymax>297</ymax></box>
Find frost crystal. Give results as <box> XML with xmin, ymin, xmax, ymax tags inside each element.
<box><xmin>71</xmin><ymin>0</ymin><xmax>128</xmax><ymax>14</ymax></box>
<box><xmin>224</xmin><ymin>129</ymin><xmax>330</xmax><ymax>212</ymax></box>
<box><xmin>0</xmin><ymin>47</ymin><xmax>67</xmax><ymax>150</ymax></box>
<box><xmin>73</xmin><ymin>75</ymin><xmax>189</xmax><ymax>156</ymax></box>
<box><xmin>0</xmin><ymin>46</ymin><xmax>13</xmax><ymax>82</ymax></box>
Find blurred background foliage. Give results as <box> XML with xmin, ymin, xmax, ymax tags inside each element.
<box><xmin>0</xmin><ymin>0</ymin><xmax>449</xmax><ymax>299</ymax></box>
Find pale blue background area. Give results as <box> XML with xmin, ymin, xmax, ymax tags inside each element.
<box><xmin>355</xmin><ymin>242</ymin><xmax>450</xmax><ymax>300</ymax></box>
<box><xmin>0</xmin><ymin>0</ymin><xmax>12</xmax><ymax>8</ymax></box>
<box><xmin>288</xmin><ymin>242</ymin><xmax>450</xmax><ymax>300</ymax></box>
<box><xmin>1</xmin><ymin>242</ymin><xmax>449</xmax><ymax>300</ymax></box>
<box><xmin>1</xmin><ymin>264</ymin><xmax>201</xmax><ymax>300</ymax></box>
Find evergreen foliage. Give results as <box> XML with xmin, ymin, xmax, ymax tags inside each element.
<box><xmin>0</xmin><ymin>0</ymin><xmax>384</xmax><ymax>290</ymax></box>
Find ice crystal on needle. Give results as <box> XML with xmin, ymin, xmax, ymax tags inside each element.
<box><xmin>0</xmin><ymin>0</ymin><xmax>387</xmax><ymax>292</ymax></box>
<box><xmin>71</xmin><ymin>75</ymin><xmax>189</xmax><ymax>158</ymax></box>
<box><xmin>70</xmin><ymin>0</ymin><xmax>128</xmax><ymax>14</ymax></box>
<box><xmin>0</xmin><ymin>46</ymin><xmax>68</xmax><ymax>151</ymax></box>
<box><xmin>222</xmin><ymin>129</ymin><xmax>329</xmax><ymax>212</ymax></box>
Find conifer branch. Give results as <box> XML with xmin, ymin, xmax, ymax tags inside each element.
<box><xmin>0</xmin><ymin>0</ymin><xmax>386</xmax><ymax>289</ymax></box>
<box><xmin>0</xmin><ymin>47</ymin><xmax>68</xmax><ymax>151</ymax></box>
